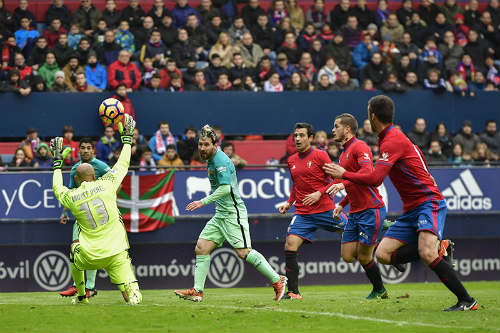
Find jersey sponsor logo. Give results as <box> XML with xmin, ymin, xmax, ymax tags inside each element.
<box><xmin>441</xmin><ymin>169</ymin><xmax>492</xmax><ymax>211</ymax></box>
<box><xmin>417</xmin><ymin>219</ymin><xmax>428</xmax><ymax>228</ymax></box>
<box><xmin>379</xmin><ymin>152</ymin><xmax>390</xmax><ymax>162</ymax></box>
<box><xmin>33</xmin><ymin>250</ymin><xmax>71</xmax><ymax>291</ymax></box>
<box><xmin>217</xmin><ymin>166</ymin><xmax>227</xmax><ymax>174</ymax></box>
<box><xmin>207</xmin><ymin>248</ymin><xmax>245</xmax><ymax>288</ymax></box>
<box><xmin>186</xmin><ymin>176</ymin><xmax>211</xmax><ymax>200</ymax></box>
<box><xmin>378</xmin><ymin>262</ymin><xmax>411</xmax><ymax>284</ymax></box>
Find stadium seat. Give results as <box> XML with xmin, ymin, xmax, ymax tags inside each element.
<box><xmin>3</xmin><ymin>0</ymin><xmax>490</xmax><ymax>23</ymax></box>
<box><xmin>232</xmin><ymin>140</ymin><xmax>286</xmax><ymax>165</ymax></box>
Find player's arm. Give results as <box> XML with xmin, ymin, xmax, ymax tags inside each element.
<box><xmin>325</xmin><ymin>142</ymin><xmax>399</xmax><ymax>187</ymax></box>
<box><xmin>108</xmin><ymin>115</ymin><xmax>135</xmax><ymax>191</ymax></box>
<box><xmin>187</xmin><ymin>160</ymin><xmax>233</xmax><ymax>211</ymax></box>
<box><xmin>50</xmin><ymin>138</ymin><xmax>72</xmax><ymax>208</ymax></box>
<box><xmin>333</xmin><ymin>195</ymin><xmax>348</xmax><ymax>219</ymax></box>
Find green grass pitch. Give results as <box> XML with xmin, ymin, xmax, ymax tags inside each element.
<box><xmin>0</xmin><ymin>282</ymin><xmax>498</xmax><ymax>332</ymax></box>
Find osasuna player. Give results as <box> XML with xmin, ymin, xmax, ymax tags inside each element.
<box><xmin>327</xmin><ymin>113</ymin><xmax>388</xmax><ymax>299</ymax></box>
<box><xmin>52</xmin><ymin>114</ymin><xmax>142</xmax><ymax>305</ymax></box>
<box><xmin>278</xmin><ymin>123</ymin><xmax>347</xmax><ymax>300</ymax></box>
<box><xmin>175</xmin><ymin>125</ymin><xmax>287</xmax><ymax>302</ymax></box>
<box><xmin>59</xmin><ymin>138</ymin><xmax>110</xmax><ymax>298</ymax></box>
<box><xmin>325</xmin><ymin>95</ymin><xmax>477</xmax><ymax>311</ymax></box>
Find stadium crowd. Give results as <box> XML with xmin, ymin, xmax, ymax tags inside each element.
<box><xmin>0</xmin><ymin>0</ymin><xmax>499</xmax><ymax>93</ymax></box>
<box><xmin>1</xmin><ymin>117</ymin><xmax>499</xmax><ymax>171</ymax></box>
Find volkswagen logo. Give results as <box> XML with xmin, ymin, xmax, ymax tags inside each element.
<box><xmin>379</xmin><ymin>263</ymin><xmax>411</xmax><ymax>284</ymax></box>
<box><xmin>33</xmin><ymin>250</ymin><xmax>71</xmax><ymax>291</ymax></box>
<box><xmin>207</xmin><ymin>248</ymin><xmax>245</xmax><ymax>288</ymax></box>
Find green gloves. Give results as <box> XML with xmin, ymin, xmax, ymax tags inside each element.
<box><xmin>49</xmin><ymin>137</ymin><xmax>71</xmax><ymax>170</ymax></box>
<box><xmin>117</xmin><ymin>114</ymin><xmax>136</xmax><ymax>145</ymax></box>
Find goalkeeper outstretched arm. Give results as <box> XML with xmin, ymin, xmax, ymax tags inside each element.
<box><xmin>106</xmin><ymin>114</ymin><xmax>136</xmax><ymax>193</ymax></box>
<box><xmin>50</xmin><ymin>138</ymin><xmax>72</xmax><ymax>208</ymax></box>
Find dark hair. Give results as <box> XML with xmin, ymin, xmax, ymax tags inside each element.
<box><xmin>368</xmin><ymin>95</ymin><xmax>395</xmax><ymax>124</ymax></box>
<box><xmin>210</xmin><ymin>53</ymin><xmax>221</xmax><ymax>60</ymax></box>
<box><xmin>486</xmin><ymin>119</ymin><xmax>497</xmax><ymax>127</ymax></box>
<box><xmin>294</xmin><ymin>122</ymin><xmax>314</xmax><ymax>137</ymax></box>
<box><xmin>159</xmin><ymin>121</ymin><xmax>170</xmax><ymax>128</ymax></box>
<box><xmin>116</xmin><ymin>83</ymin><xmax>127</xmax><ymax>89</ymax></box>
<box><xmin>79</xmin><ymin>137</ymin><xmax>94</xmax><ymax>148</ymax></box>
<box><xmin>166</xmin><ymin>144</ymin><xmax>176</xmax><ymax>150</ymax></box>
<box><xmin>220</xmin><ymin>141</ymin><xmax>234</xmax><ymax>151</ymax></box>
<box><xmin>151</xmin><ymin>73</ymin><xmax>161</xmax><ymax>80</ymax></box>
<box><xmin>434</xmin><ymin>122</ymin><xmax>447</xmax><ymax>133</ymax></box>
<box><xmin>335</xmin><ymin>113</ymin><xmax>358</xmax><ymax>134</ymax></box>
<box><xmin>142</xmin><ymin>147</ymin><xmax>152</xmax><ymax>154</ymax></box>
<box><xmin>63</xmin><ymin>125</ymin><xmax>74</xmax><ymax>134</ymax></box>
<box><xmin>185</xmin><ymin>125</ymin><xmax>197</xmax><ymax>134</ymax></box>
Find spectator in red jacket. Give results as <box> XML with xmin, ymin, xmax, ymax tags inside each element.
<box><xmin>44</xmin><ymin>18</ymin><xmax>67</xmax><ymax>48</ymax></box>
<box><xmin>62</xmin><ymin>125</ymin><xmax>79</xmax><ymax>165</ymax></box>
<box><xmin>107</xmin><ymin>50</ymin><xmax>141</xmax><ymax>91</ymax></box>
<box><xmin>14</xmin><ymin>52</ymin><xmax>32</xmax><ymax>81</ymax></box>
<box><xmin>159</xmin><ymin>58</ymin><xmax>183</xmax><ymax>89</ymax></box>
<box><xmin>111</xmin><ymin>83</ymin><xmax>135</xmax><ymax>125</ymax></box>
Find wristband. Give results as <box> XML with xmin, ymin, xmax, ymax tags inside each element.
<box><xmin>121</xmin><ymin>136</ymin><xmax>132</xmax><ymax>145</ymax></box>
<box><xmin>53</xmin><ymin>160</ymin><xmax>63</xmax><ymax>170</ymax></box>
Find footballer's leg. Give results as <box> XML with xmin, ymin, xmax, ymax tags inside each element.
<box><xmin>419</xmin><ymin>231</ymin><xmax>477</xmax><ymax>311</ymax></box>
<box><xmin>417</xmin><ymin>200</ymin><xmax>476</xmax><ymax>311</ymax></box>
<box><xmin>61</xmin><ymin>222</ymin><xmax>97</xmax><ymax>298</ymax></box>
<box><xmin>284</xmin><ymin>235</ymin><xmax>303</xmax><ymax>299</ymax></box>
<box><xmin>234</xmin><ymin>248</ymin><xmax>287</xmax><ymax>301</ymax></box>
<box><xmin>175</xmin><ymin>217</ymin><xmax>222</xmax><ymax>302</ymax></box>
<box><xmin>222</xmin><ymin>215</ymin><xmax>287</xmax><ymax>301</ymax></box>
<box><xmin>107</xmin><ymin>251</ymin><xmax>142</xmax><ymax>305</ymax></box>
<box><xmin>69</xmin><ymin>241</ymin><xmax>89</xmax><ymax>304</ymax></box>
<box><xmin>358</xmin><ymin>244</ymin><xmax>387</xmax><ymax>299</ymax></box>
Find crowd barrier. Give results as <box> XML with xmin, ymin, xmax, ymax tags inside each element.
<box><xmin>0</xmin><ymin>91</ymin><xmax>499</xmax><ymax>138</ymax></box>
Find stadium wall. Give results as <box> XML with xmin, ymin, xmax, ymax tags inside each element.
<box><xmin>0</xmin><ymin>91</ymin><xmax>499</xmax><ymax>137</ymax></box>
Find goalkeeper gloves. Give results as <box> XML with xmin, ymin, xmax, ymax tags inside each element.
<box><xmin>117</xmin><ymin>114</ymin><xmax>136</xmax><ymax>145</ymax></box>
<box><xmin>49</xmin><ymin>137</ymin><xmax>71</xmax><ymax>170</ymax></box>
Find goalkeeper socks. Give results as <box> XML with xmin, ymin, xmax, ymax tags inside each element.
<box><xmin>70</xmin><ymin>263</ymin><xmax>86</xmax><ymax>297</ymax></box>
<box><xmin>362</xmin><ymin>260</ymin><xmax>385</xmax><ymax>292</ymax></box>
<box><xmin>245</xmin><ymin>249</ymin><xmax>280</xmax><ymax>284</ymax></box>
<box><xmin>391</xmin><ymin>243</ymin><xmax>420</xmax><ymax>265</ymax></box>
<box><xmin>85</xmin><ymin>270</ymin><xmax>97</xmax><ymax>290</ymax></box>
<box><xmin>430</xmin><ymin>256</ymin><xmax>473</xmax><ymax>302</ymax></box>
<box><xmin>285</xmin><ymin>250</ymin><xmax>299</xmax><ymax>293</ymax></box>
<box><xmin>193</xmin><ymin>255</ymin><xmax>211</xmax><ymax>293</ymax></box>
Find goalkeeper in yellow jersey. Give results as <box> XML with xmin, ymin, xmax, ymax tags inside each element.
<box><xmin>51</xmin><ymin>114</ymin><xmax>142</xmax><ymax>305</ymax></box>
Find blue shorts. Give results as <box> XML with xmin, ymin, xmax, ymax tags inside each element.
<box><xmin>341</xmin><ymin>207</ymin><xmax>386</xmax><ymax>246</ymax></box>
<box><xmin>384</xmin><ymin>200</ymin><xmax>447</xmax><ymax>244</ymax></box>
<box><xmin>287</xmin><ymin>210</ymin><xmax>347</xmax><ymax>243</ymax></box>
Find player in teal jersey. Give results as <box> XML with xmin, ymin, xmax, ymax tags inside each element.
<box><xmin>175</xmin><ymin>125</ymin><xmax>287</xmax><ymax>302</ymax></box>
<box><xmin>52</xmin><ymin>114</ymin><xmax>142</xmax><ymax>305</ymax></box>
<box><xmin>59</xmin><ymin>137</ymin><xmax>110</xmax><ymax>298</ymax></box>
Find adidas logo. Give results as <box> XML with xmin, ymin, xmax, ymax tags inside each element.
<box><xmin>441</xmin><ymin>169</ymin><xmax>492</xmax><ymax>210</ymax></box>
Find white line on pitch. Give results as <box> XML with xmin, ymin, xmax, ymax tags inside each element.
<box><xmin>207</xmin><ymin>305</ymin><xmax>474</xmax><ymax>330</ymax></box>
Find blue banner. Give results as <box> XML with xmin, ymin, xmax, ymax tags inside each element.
<box><xmin>0</xmin><ymin>168</ymin><xmax>498</xmax><ymax>221</ymax></box>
